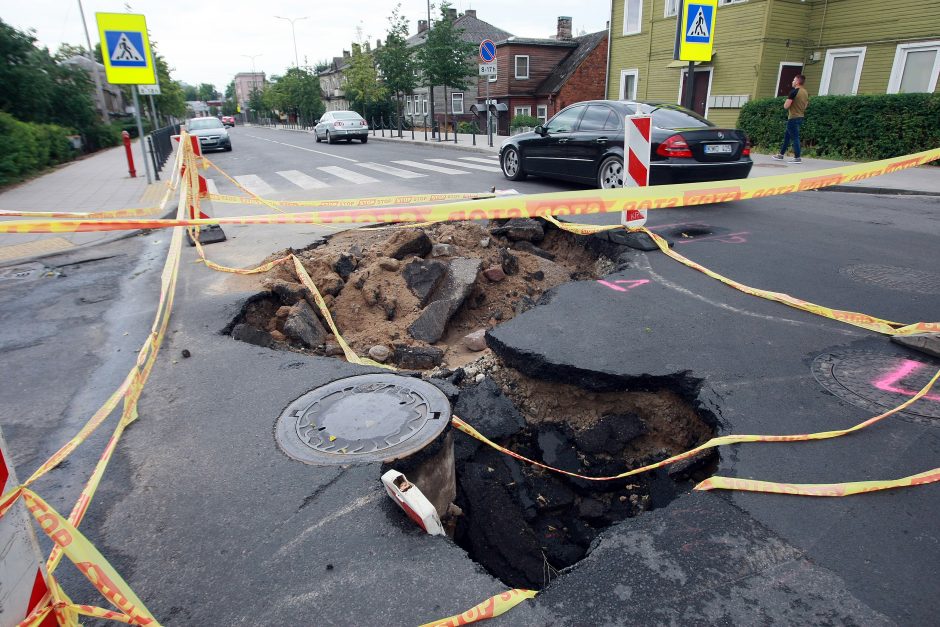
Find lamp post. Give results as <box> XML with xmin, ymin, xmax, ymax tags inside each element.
<box><xmin>241</xmin><ymin>54</ymin><xmax>263</xmax><ymax>122</ymax></box>
<box><xmin>274</xmin><ymin>15</ymin><xmax>308</xmax><ymax>67</ymax></box>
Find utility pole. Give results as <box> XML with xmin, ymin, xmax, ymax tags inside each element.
<box><xmin>78</xmin><ymin>0</ymin><xmax>108</xmax><ymax>122</ymax></box>
<box><xmin>274</xmin><ymin>16</ymin><xmax>308</xmax><ymax>67</ymax></box>
<box><xmin>426</xmin><ymin>0</ymin><xmax>435</xmax><ymax>138</ymax></box>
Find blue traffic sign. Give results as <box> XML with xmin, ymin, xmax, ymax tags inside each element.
<box><xmin>104</xmin><ymin>30</ymin><xmax>148</xmax><ymax>67</ymax></box>
<box><xmin>684</xmin><ymin>4</ymin><xmax>714</xmax><ymax>44</ymax></box>
<box><xmin>480</xmin><ymin>39</ymin><xmax>496</xmax><ymax>63</ymax></box>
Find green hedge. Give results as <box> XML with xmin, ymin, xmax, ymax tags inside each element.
<box><xmin>510</xmin><ymin>114</ymin><xmax>540</xmax><ymax>130</ymax></box>
<box><xmin>738</xmin><ymin>93</ymin><xmax>940</xmax><ymax>161</ymax></box>
<box><xmin>0</xmin><ymin>112</ymin><xmax>77</xmax><ymax>187</ymax></box>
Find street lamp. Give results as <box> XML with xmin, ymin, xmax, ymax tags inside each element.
<box><xmin>274</xmin><ymin>15</ymin><xmax>308</xmax><ymax>67</ymax></box>
<box><xmin>241</xmin><ymin>53</ymin><xmax>262</xmax><ymax>75</ymax></box>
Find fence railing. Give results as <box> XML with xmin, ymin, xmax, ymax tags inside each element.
<box><xmin>147</xmin><ymin>123</ymin><xmax>181</xmax><ymax>181</ymax></box>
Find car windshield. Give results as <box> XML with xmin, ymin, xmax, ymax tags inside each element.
<box><xmin>334</xmin><ymin>112</ymin><xmax>363</xmax><ymax>121</ymax></box>
<box><xmin>189</xmin><ymin>118</ymin><xmax>224</xmax><ymax>130</ymax></box>
<box><xmin>638</xmin><ymin>104</ymin><xmax>711</xmax><ymax>129</ymax></box>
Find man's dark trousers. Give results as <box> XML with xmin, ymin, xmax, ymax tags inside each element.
<box><xmin>780</xmin><ymin>117</ymin><xmax>804</xmax><ymax>159</ymax></box>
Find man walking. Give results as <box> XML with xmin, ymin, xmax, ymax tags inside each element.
<box><xmin>773</xmin><ymin>74</ymin><xmax>809</xmax><ymax>164</ymax></box>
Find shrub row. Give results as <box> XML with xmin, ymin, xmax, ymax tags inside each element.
<box><xmin>737</xmin><ymin>93</ymin><xmax>940</xmax><ymax>161</ymax></box>
<box><xmin>0</xmin><ymin>111</ymin><xmax>76</xmax><ymax>186</ymax></box>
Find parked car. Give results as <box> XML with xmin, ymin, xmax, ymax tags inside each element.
<box><xmin>221</xmin><ymin>115</ymin><xmax>236</xmax><ymax>127</ymax></box>
<box><xmin>314</xmin><ymin>111</ymin><xmax>369</xmax><ymax>144</ymax></box>
<box><xmin>186</xmin><ymin>117</ymin><xmax>232</xmax><ymax>152</ymax></box>
<box><xmin>499</xmin><ymin>100</ymin><xmax>751</xmax><ymax>189</ymax></box>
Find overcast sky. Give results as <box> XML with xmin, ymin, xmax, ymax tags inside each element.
<box><xmin>4</xmin><ymin>0</ymin><xmax>612</xmax><ymax>92</ymax></box>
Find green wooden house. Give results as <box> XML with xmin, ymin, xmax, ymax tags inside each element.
<box><xmin>607</xmin><ymin>0</ymin><xmax>940</xmax><ymax>127</ymax></box>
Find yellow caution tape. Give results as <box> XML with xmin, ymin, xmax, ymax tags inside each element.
<box><xmin>207</xmin><ymin>191</ymin><xmax>494</xmax><ymax>208</ymax></box>
<box><xmin>451</xmin><ymin>367</ymin><xmax>939</xmax><ymax>485</ymax></box>
<box><xmin>419</xmin><ymin>589</ymin><xmax>537</xmax><ymax>627</ymax></box>
<box><xmin>695</xmin><ymin>467</ymin><xmax>940</xmax><ymax>496</ymax></box>
<box><xmin>3</xmin><ymin>147</ymin><xmax>937</xmax><ymax>234</ymax></box>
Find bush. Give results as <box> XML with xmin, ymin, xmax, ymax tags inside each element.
<box><xmin>82</xmin><ymin>123</ymin><xmax>122</xmax><ymax>152</ymax></box>
<box><xmin>737</xmin><ymin>92</ymin><xmax>940</xmax><ymax>161</ymax></box>
<box><xmin>510</xmin><ymin>114</ymin><xmax>540</xmax><ymax>130</ymax></box>
<box><xmin>0</xmin><ymin>112</ymin><xmax>77</xmax><ymax>186</ymax></box>
<box><xmin>458</xmin><ymin>121</ymin><xmax>481</xmax><ymax>134</ymax></box>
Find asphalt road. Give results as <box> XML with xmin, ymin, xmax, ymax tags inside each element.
<box><xmin>1</xmin><ymin>131</ymin><xmax>938</xmax><ymax>625</ymax></box>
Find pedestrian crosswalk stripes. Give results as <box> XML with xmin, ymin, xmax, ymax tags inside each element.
<box><xmin>276</xmin><ymin>170</ymin><xmax>329</xmax><ymax>189</ymax></box>
<box><xmin>356</xmin><ymin>162</ymin><xmax>426</xmax><ymax>179</ymax></box>
<box><xmin>233</xmin><ymin>174</ymin><xmax>276</xmax><ymax>196</ymax></box>
<box><xmin>428</xmin><ymin>159</ymin><xmax>501</xmax><ymax>173</ymax></box>
<box><xmin>317</xmin><ymin>166</ymin><xmax>380</xmax><ymax>184</ymax></box>
<box><xmin>205</xmin><ymin>156</ymin><xmax>502</xmax><ymax>197</ymax></box>
<box><xmin>392</xmin><ymin>160</ymin><xmax>468</xmax><ymax>175</ymax></box>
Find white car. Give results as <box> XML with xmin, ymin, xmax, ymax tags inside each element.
<box><xmin>314</xmin><ymin>111</ymin><xmax>369</xmax><ymax>144</ymax></box>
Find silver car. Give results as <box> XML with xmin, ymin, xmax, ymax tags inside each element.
<box><xmin>314</xmin><ymin>111</ymin><xmax>369</xmax><ymax>144</ymax></box>
<box><xmin>186</xmin><ymin>117</ymin><xmax>232</xmax><ymax>152</ymax></box>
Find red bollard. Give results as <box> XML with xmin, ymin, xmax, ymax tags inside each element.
<box><xmin>122</xmin><ymin>130</ymin><xmax>136</xmax><ymax>178</ymax></box>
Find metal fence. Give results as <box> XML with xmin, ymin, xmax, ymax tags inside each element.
<box><xmin>147</xmin><ymin>123</ymin><xmax>181</xmax><ymax>181</ymax></box>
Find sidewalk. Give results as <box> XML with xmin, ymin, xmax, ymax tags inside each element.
<box><xmin>0</xmin><ymin>141</ymin><xmax>172</xmax><ymax>266</ymax></box>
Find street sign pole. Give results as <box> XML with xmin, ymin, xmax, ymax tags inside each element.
<box><xmin>132</xmin><ymin>85</ymin><xmax>153</xmax><ymax>184</ymax></box>
<box><xmin>686</xmin><ymin>60</ymin><xmax>695</xmax><ymax>111</ymax></box>
<box><xmin>486</xmin><ymin>80</ymin><xmax>492</xmax><ymax>147</ymax></box>
<box><xmin>479</xmin><ymin>39</ymin><xmax>497</xmax><ymax>148</ymax></box>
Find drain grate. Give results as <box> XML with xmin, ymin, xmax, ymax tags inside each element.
<box><xmin>0</xmin><ymin>262</ymin><xmax>46</xmax><ymax>284</ymax></box>
<box><xmin>812</xmin><ymin>351</ymin><xmax>940</xmax><ymax>422</ymax></box>
<box><xmin>275</xmin><ymin>374</ymin><xmax>451</xmax><ymax>465</ymax></box>
<box><xmin>839</xmin><ymin>264</ymin><xmax>940</xmax><ymax>295</ymax></box>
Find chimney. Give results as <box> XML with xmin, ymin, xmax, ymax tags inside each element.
<box><xmin>352</xmin><ymin>43</ymin><xmax>361</xmax><ymax>55</ymax></box>
<box><xmin>342</xmin><ymin>49</ymin><xmax>350</xmax><ymax>58</ymax></box>
<box><xmin>557</xmin><ymin>16</ymin><xmax>572</xmax><ymax>40</ymax></box>
<box><xmin>464</xmin><ymin>9</ymin><xmax>476</xmax><ymax>18</ymax></box>
<box><xmin>364</xmin><ymin>41</ymin><xmax>371</xmax><ymax>52</ymax></box>
<box><xmin>446</xmin><ymin>8</ymin><xmax>457</xmax><ymax>20</ymax></box>
<box><xmin>377</xmin><ymin>38</ymin><xmax>382</xmax><ymax>49</ymax></box>
<box><xmin>418</xmin><ymin>19</ymin><xmax>428</xmax><ymax>33</ymax></box>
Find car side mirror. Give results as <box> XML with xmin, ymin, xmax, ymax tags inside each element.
<box><xmin>314</xmin><ymin>119</ymin><xmax>320</xmax><ymax>124</ymax></box>
<box><xmin>535</xmin><ymin>125</ymin><xmax>547</xmax><ymax>136</ymax></box>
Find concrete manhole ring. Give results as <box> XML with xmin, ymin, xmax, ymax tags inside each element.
<box><xmin>838</xmin><ymin>264</ymin><xmax>940</xmax><ymax>295</ymax></box>
<box><xmin>275</xmin><ymin>373</ymin><xmax>451</xmax><ymax>465</ymax></box>
<box><xmin>811</xmin><ymin>351</ymin><xmax>940</xmax><ymax>422</ymax></box>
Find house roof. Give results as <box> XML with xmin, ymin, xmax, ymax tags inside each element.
<box><xmin>534</xmin><ymin>30</ymin><xmax>608</xmax><ymax>96</ymax></box>
<box><xmin>405</xmin><ymin>13</ymin><xmax>513</xmax><ymax>48</ymax></box>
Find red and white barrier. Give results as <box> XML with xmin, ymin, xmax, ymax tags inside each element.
<box><xmin>0</xmin><ymin>430</ymin><xmax>55</xmax><ymax>627</ymax></box>
<box><xmin>622</xmin><ymin>114</ymin><xmax>652</xmax><ymax>228</ymax></box>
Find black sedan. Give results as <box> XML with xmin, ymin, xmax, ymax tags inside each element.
<box><xmin>499</xmin><ymin>100</ymin><xmax>752</xmax><ymax>188</ymax></box>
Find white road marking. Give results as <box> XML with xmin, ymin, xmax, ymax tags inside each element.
<box><xmin>276</xmin><ymin>170</ymin><xmax>329</xmax><ymax>189</ymax></box>
<box><xmin>204</xmin><ymin>178</ymin><xmax>219</xmax><ymax>195</ymax></box>
<box><xmin>428</xmin><ymin>158</ymin><xmax>501</xmax><ymax>173</ymax></box>
<box><xmin>392</xmin><ymin>160</ymin><xmax>468</xmax><ymax>175</ymax></box>
<box><xmin>318</xmin><ymin>166</ymin><xmax>380</xmax><ymax>184</ymax></box>
<box><xmin>356</xmin><ymin>162</ymin><xmax>426</xmax><ymax>179</ymax></box>
<box><xmin>243</xmin><ymin>133</ymin><xmax>359</xmax><ymax>163</ymax></box>
<box><xmin>459</xmin><ymin>157</ymin><xmax>502</xmax><ymax>164</ymax></box>
<box><xmin>233</xmin><ymin>174</ymin><xmax>276</xmax><ymax>196</ymax></box>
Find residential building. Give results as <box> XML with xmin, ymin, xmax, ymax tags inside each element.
<box><xmin>319</xmin><ymin>52</ymin><xmax>351</xmax><ymax>112</ymax></box>
<box><xmin>405</xmin><ymin>9</ymin><xmax>513</xmax><ymax>132</ymax></box>
<box><xmin>234</xmin><ymin>72</ymin><xmax>266</xmax><ymax>111</ymax></box>
<box><xmin>483</xmin><ymin>18</ymin><xmax>609</xmax><ymax>135</ymax></box>
<box><xmin>61</xmin><ymin>55</ymin><xmax>127</xmax><ymax>118</ymax></box>
<box><xmin>607</xmin><ymin>0</ymin><xmax>940</xmax><ymax>127</ymax></box>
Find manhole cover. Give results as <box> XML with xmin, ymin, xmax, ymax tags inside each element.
<box><xmin>812</xmin><ymin>351</ymin><xmax>940</xmax><ymax>422</ymax></box>
<box><xmin>839</xmin><ymin>264</ymin><xmax>940</xmax><ymax>295</ymax></box>
<box><xmin>275</xmin><ymin>374</ymin><xmax>451</xmax><ymax>465</ymax></box>
<box><xmin>0</xmin><ymin>262</ymin><xmax>46</xmax><ymax>284</ymax></box>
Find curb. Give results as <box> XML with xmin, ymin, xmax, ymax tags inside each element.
<box><xmin>815</xmin><ymin>185</ymin><xmax>940</xmax><ymax>196</ymax></box>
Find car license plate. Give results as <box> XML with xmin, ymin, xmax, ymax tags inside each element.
<box><xmin>705</xmin><ymin>144</ymin><xmax>733</xmax><ymax>154</ymax></box>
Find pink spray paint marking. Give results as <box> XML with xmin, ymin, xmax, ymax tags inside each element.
<box><xmin>598</xmin><ymin>279</ymin><xmax>650</xmax><ymax>293</ymax></box>
<box><xmin>872</xmin><ymin>360</ymin><xmax>940</xmax><ymax>402</ymax></box>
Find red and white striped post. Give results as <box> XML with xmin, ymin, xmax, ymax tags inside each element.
<box><xmin>622</xmin><ymin>114</ymin><xmax>652</xmax><ymax>228</ymax></box>
<box><xmin>0</xmin><ymin>429</ymin><xmax>56</xmax><ymax>626</ymax></box>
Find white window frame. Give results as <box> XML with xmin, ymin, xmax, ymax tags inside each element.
<box><xmin>452</xmin><ymin>92</ymin><xmax>464</xmax><ymax>114</ymax></box>
<box><xmin>422</xmin><ymin>97</ymin><xmax>428</xmax><ymax>115</ymax></box>
<box><xmin>515</xmin><ymin>55</ymin><xmax>529</xmax><ymax>79</ymax></box>
<box><xmin>619</xmin><ymin>68</ymin><xmax>639</xmax><ymax>100</ymax></box>
<box><xmin>718</xmin><ymin>0</ymin><xmax>747</xmax><ymax>5</ymax></box>
<box><xmin>887</xmin><ymin>40</ymin><xmax>940</xmax><ymax>94</ymax></box>
<box><xmin>514</xmin><ymin>106</ymin><xmax>532</xmax><ymax>117</ymax></box>
<box><xmin>819</xmin><ymin>47</ymin><xmax>867</xmax><ymax>96</ymax></box>
<box><xmin>664</xmin><ymin>0</ymin><xmax>679</xmax><ymax>18</ymax></box>
<box><xmin>623</xmin><ymin>0</ymin><xmax>643</xmax><ymax>36</ymax></box>
<box><xmin>536</xmin><ymin>105</ymin><xmax>548</xmax><ymax>123</ymax></box>
<box><xmin>406</xmin><ymin>96</ymin><xmax>412</xmax><ymax>115</ymax></box>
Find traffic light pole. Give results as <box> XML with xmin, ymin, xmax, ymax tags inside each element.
<box><xmin>131</xmin><ymin>86</ymin><xmax>153</xmax><ymax>184</ymax></box>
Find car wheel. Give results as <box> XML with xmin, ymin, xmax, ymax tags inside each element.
<box><xmin>326</xmin><ymin>131</ymin><xmax>335</xmax><ymax>144</ymax></box>
<box><xmin>360</xmin><ymin>136</ymin><xmax>367</xmax><ymax>144</ymax></box>
<box><xmin>224</xmin><ymin>145</ymin><xmax>232</xmax><ymax>152</ymax></box>
<box><xmin>501</xmin><ymin>146</ymin><xmax>526</xmax><ymax>181</ymax></box>
<box><xmin>597</xmin><ymin>156</ymin><xmax>623</xmax><ymax>189</ymax></box>
<box><xmin>315</xmin><ymin>131</ymin><xmax>321</xmax><ymax>143</ymax></box>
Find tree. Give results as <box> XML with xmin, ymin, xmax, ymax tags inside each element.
<box><xmin>417</xmin><ymin>2</ymin><xmax>475</xmax><ymax>134</ymax></box>
<box><xmin>150</xmin><ymin>43</ymin><xmax>186</xmax><ymax>121</ymax></box>
<box><xmin>375</xmin><ymin>4</ymin><xmax>417</xmax><ymax>134</ymax></box>
<box><xmin>181</xmin><ymin>83</ymin><xmax>198</xmax><ymax>101</ymax></box>
<box><xmin>344</xmin><ymin>39</ymin><xmax>386</xmax><ymax>119</ymax></box>
<box><xmin>222</xmin><ymin>81</ymin><xmax>237</xmax><ymax>116</ymax></box>
<box><xmin>266</xmin><ymin>67</ymin><xmax>324</xmax><ymax>124</ymax></box>
<box><xmin>197</xmin><ymin>83</ymin><xmax>219</xmax><ymax>101</ymax></box>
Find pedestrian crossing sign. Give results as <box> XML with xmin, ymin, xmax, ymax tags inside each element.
<box><xmin>676</xmin><ymin>0</ymin><xmax>717</xmax><ymax>62</ymax></box>
<box><xmin>96</xmin><ymin>13</ymin><xmax>156</xmax><ymax>84</ymax></box>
